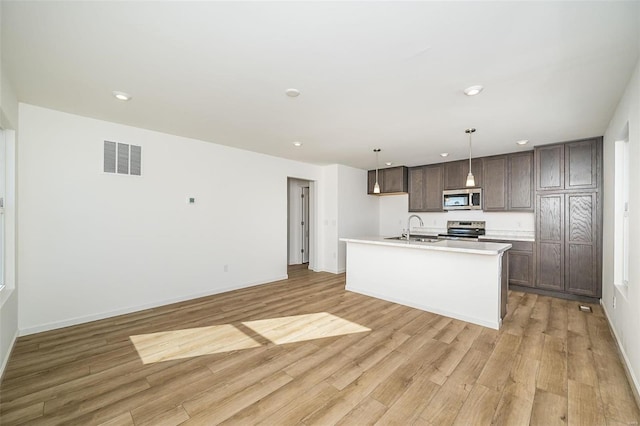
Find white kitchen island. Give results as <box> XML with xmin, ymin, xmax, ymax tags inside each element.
<box><xmin>340</xmin><ymin>237</ymin><xmax>512</xmax><ymax>330</ymax></box>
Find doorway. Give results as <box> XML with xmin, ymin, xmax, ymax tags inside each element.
<box><xmin>301</xmin><ymin>186</ymin><xmax>310</xmax><ymax>263</ymax></box>
<box><xmin>287</xmin><ymin>178</ymin><xmax>313</xmax><ymax>267</ymax></box>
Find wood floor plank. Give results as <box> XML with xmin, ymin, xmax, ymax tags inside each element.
<box><xmin>568</xmin><ymin>379</ymin><xmax>606</xmax><ymax>426</ymax></box>
<box><xmin>1</xmin><ymin>267</ymin><xmax>638</xmax><ymax>426</ymax></box>
<box><xmin>180</xmin><ymin>371</ymin><xmax>293</xmax><ymax>425</ymax></box>
<box><xmin>334</xmin><ymin>396</ymin><xmax>387</xmax><ymax>426</ymax></box>
<box><xmin>490</xmin><ymin>351</ymin><xmax>537</xmax><ymax>424</ymax></box>
<box><xmin>97</xmin><ymin>411</ymin><xmax>134</xmax><ymax>426</ymax></box>
<box><xmin>300</xmin><ymin>350</ymin><xmax>408</xmax><ymax>425</ymax></box>
<box><xmin>371</xmin><ymin>337</ymin><xmax>447</xmax><ymax>407</ymax></box>
<box><xmin>537</xmin><ymin>334</ymin><xmax>568</xmax><ymax>396</ymax></box>
<box><xmin>567</xmin><ymin>331</ymin><xmax>598</xmax><ymax>387</ymax></box>
<box><xmin>546</xmin><ymin>298</ymin><xmax>569</xmax><ymax>340</ymax></box>
<box><xmin>530</xmin><ymin>388</ymin><xmax>567</xmax><ymax>425</ymax></box>
<box><xmin>476</xmin><ymin>333</ymin><xmax>522</xmax><ymax>392</ymax></box>
<box><xmin>180</xmin><ymin>343</ymin><xmax>317</xmax><ymax>417</ymax></box>
<box><xmin>253</xmin><ymin>380</ymin><xmax>338</xmax><ymax>426</ymax></box>
<box><xmin>220</xmin><ymin>352</ymin><xmax>353</xmax><ymax>425</ymax></box>
<box><xmin>429</xmin><ymin>323</ymin><xmax>483</xmax><ymax>385</ymax></box>
<box><xmin>418</xmin><ymin>348</ymin><xmax>490</xmax><ymax>425</ymax></box>
<box><xmin>375</xmin><ymin>369</ymin><xmax>440</xmax><ymax>424</ymax></box>
<box><xmin>492</xmin><ymin>392</ymin><xmax>533</xmax><ymax>425</ymax></box>
<box><xmin>0</xmin><ymin>401</ymin><xmax>43</xmax><ymax>425</ymax></box>
<box><xmin>452</xmin><ymin>383</ymin><xmax>502</xmax><ymax>426</ymax></box>
<box><xmin>136</xmin><ymin>405</ymin><xmax>190</xmax><ymax>426</ymax></box>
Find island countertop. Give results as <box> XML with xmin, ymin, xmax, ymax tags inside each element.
<box><xmin>339</xmin><ymin>236</ymin><xmax>511</xmax><ymax>255</ymax></box>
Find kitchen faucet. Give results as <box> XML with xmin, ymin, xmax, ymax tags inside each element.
<box><xmin>406</xmin><ymin>215</ymin><xmax>424</xmax><ymax>241</ymax></box>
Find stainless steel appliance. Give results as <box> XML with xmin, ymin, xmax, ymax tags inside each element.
<box><xmin>438</xmin><ymin>220</ymin><xmax>485</xmax><ymax>240</ymax></box>
<box><xmin>443</xmin><ymin>188</ymin><xmax>482</xmax><ymax>210</ymax></box>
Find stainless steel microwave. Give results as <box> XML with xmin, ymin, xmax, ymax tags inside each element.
<box><xmin>443</xmin><ymin>188</ymin><xmax>482</xmax><ymax>210</ymax></box>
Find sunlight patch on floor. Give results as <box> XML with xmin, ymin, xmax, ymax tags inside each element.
<box><xmin>242</xmin><ymin>312</ymin><xmax>371</xmax><ymax>345</ymax></box>
<box><xmin>130</xmin><ymin>324</ymin><xmax>262</xmax><ymax>364</ymax></box>
<box><xmin>130</xmin><ymin>313</ymin><xmax>370</xmax><ymax>363</ymax></box>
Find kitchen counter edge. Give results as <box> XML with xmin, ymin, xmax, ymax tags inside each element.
<box><xmin>340</xmin><ymin>236</ymin><xmax>512</xmax><ymax>256</ymax></box>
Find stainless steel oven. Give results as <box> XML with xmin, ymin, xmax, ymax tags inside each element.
<box><xmin>443</xmin><ymin>188</ymin><xmax>482</xmax><ymax>210</ymax></box>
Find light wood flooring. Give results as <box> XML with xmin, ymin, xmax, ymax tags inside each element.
<box><xmin>1</xmin><ymin>266</ymin><xmax>639</xmax><ymax>425</ymax></box>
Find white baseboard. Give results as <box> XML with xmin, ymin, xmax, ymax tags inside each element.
<box><xmin>601</xmin><ymin>301</ymin><xmax>640</xmax><ymax>407</ymax></box>
<box><xmin>19</xmin><ymin>275</ymin><xmax>288</xmax><ymax>336</ymax></box>
<box><xmin>0</xmin><ymin>329</ymin><xmax>19</xmax><ymax>380</ymax></box>
<box><xmin>316</xmin><ymin>267</ymin><xmax>345</xmax><ymax>274</ymax></box>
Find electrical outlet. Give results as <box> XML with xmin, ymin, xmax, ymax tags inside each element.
<box><xmin>613</xmin><ymin>296</ymin><xmax>617</xmax><ymax>309</ymax></box>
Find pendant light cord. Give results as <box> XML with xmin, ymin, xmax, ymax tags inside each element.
<box><xmin>468</xmin><ymin>132</ymin><xmax>472</xmax><ymax>174</ymax></box>
<box><xmin>465</xmin><ymin>128</ymin><xmax>476</xmax><ymax>174</ymax></box>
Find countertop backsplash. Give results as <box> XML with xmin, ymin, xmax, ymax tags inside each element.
<box><xmin>379</xmin><ymin>194</ymin><xmax>535</xmax><ymax>238</ymax></box>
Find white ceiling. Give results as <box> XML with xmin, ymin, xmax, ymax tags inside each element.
<box><xmin>2</xmin><ymin>1</ymin><xmax>639</xmax><ymax>169</ymax></box>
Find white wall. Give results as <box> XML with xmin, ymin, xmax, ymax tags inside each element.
<box><xmin>0</xmin><ymin>6</ymin><xmax>20</xmax><ymax>376</ymax></box>
<box><xmin>321</xmin><ymin>164</ymin><xmax>379</xmax><ymax>274</ymax></box>
<box><xmin>17</xmin><ymin>104</ymin><xmax>334</xmax><ymax>334</ymax></box>
<box><xmin>322</xmin><ymin>165</ymin><xmax>340</xmax><ymax>273</ymax></box>
<box><xmin>602</xmin><ymin>60</ymin><xmax>640</xmax><ymax>397</ymax></box>
<box><xmin>0</xmin><ymin>129</ymin><xmax>17</xmax><ymax>378</ymax></box>
<box><xmin>337</xmin><ymin>165</ymin><xmax>379</xmax><ymax>272</ymax></box>
<box><xmin>378</xmin><ymin>194</ymin><xmax>535</xmax><ymax>237</ymax></box>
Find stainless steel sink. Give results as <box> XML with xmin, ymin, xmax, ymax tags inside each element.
<box><xmin>413</xmin><ymin>238</ymin><xmax>440</xmax><ymax>242</ymax></box>
<box><xmin>384</xmin><ymin>236</ymin><xmax>440</xmax><ymax>243</ymax></box>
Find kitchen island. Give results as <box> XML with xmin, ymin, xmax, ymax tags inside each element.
<box><xmin>340</xmin><ymin>236</ymin><xmax>512</xmax><ymax>329</ymax></box>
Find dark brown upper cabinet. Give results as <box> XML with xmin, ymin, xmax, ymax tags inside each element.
<box><xmin>408</xmin><ymin>164</ymin><xmax>444</xmax><ymax>212</ymax></box>
<box><xmin>508</xmin><ymin>151</ymin><xmax>535</xmax><ymax>210</ymax></box>
<box><xmin>482</xmin><ymin>151</ymin><xmax>534</xmax><ymax>212</ymax></box>
<box><xmin>566</xmin><ymin>139</ymin><xmax>599</xmax><ymax>190</ymax></box>
<box><xmin>482</xmin><ymin>156</ymin><xmax>508</xmax><ymax>211</ymax></box>
<box><xmin>367</xmin><ymin>166</ymin><xmax>408</xmax><ymax>195</ymax></box>
<box><xmin>443</xmin><ymin>158</ymin><xmax>483</xmax><ymax>190</ymax></box>
<box><xmin>536</xmin><ymin>138</ymin><xmax>600</xmax><ymax>192</ymax></box>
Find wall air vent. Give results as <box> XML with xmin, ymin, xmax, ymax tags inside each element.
<box><xmin>104</xmin><ymin>141</ymin><xmax>141</xmax><ymax>176</ymax></box>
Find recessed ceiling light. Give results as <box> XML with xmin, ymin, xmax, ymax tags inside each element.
<box><xmin>516</xmin><ymin>139</ymin><xmax>529</xmax><ymax>145</ymax></box>
<box><xmin>463</xmin><ymin>85</ymin><xmax>483</xmax><ymax>96</ymax></box>
<box><xmin>293</xmin><ymin>141</ymin><xmax>302</xmax><ymax>147</ymax></box>
<box><xmin>112</xmin><ymin>91</ymin><xmax>132</xmax><ymax>101</ymax></box>
<box><xmin>385</xmin><ymin>162</ymin><xmax>393</xmax><ymax>166</ymax></box>
<box><xmin>440</xmin><ymin>153</ymin><xmax>449</xmax><ymax>157</ymax></box>
<box><xmin>285</xmin><ymin>88</ymin><xmax>301</xmax><ymax>98</ymax></box>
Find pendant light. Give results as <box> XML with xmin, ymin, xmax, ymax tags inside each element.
<box><xmin>465</xmin><ymin>128</ymin><xmax>476</xmax><ymax>187</ymax></box>
<box><xmin>373</xmin><ymin>148</ymin><xmax>381</xmax><ymax>194</ymax></box>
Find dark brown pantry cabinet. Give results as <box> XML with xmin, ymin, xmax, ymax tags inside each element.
<box><xmin>367</xmin><ymin>166</ymin><xmax>408</xmax><ymax>194</ymax></box>
<box><xmin>534</xmin><ymin>137</ymin><xmax>602</xmax><ymax>299</ymax></box>
<box><xmin>408</xmin><ymin>164</ymin><xmax>444</xmax><ymax>212</ymax></box>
